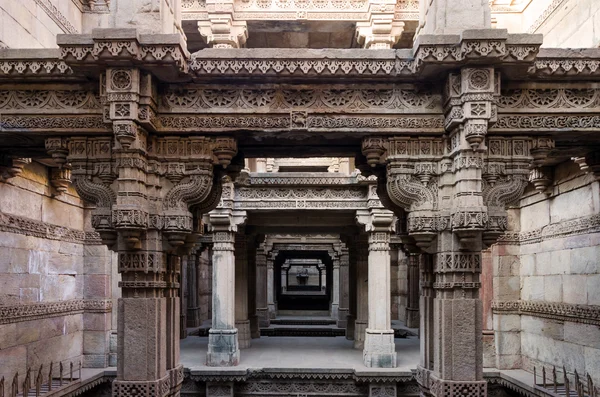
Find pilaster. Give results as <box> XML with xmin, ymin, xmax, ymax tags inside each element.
<box><xmin>267</xmin><ymin>249</ymin><xmax>278</xmax><ymax>319</ymax></box>
<box><xmin>353</xmin><ymin>235</ymin><xmax>369</xmax><ymax>349</ymax></box>
<box><xmin>338</xmin><ymin>243</ymin><xmax>350</xmax><ymax>329</ymax></box>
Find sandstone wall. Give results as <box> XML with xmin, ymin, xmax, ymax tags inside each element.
<box><xmin>0</xmin><ymin>161</ymin><xmax>115</xmax><ymax>381</ymax></box>
<box><xmin>0</xmin><ymin>0</ymin><xmax>84</xmax><ymax>49</ymax></box>
<box><xmin>492</xmin><ymin>160</ymin><xmax>600</xmax><ymax>384</ymax></box>
<box><xmin>493</xmin><ymin>0</ymin><xmax>600</xmax><ymax>48</ymax></box>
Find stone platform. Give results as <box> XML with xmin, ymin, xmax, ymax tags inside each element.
<box><xmin>181</xmin><ymin>335</ymin><xmax>420</xmax><ymax>373</ymax></box>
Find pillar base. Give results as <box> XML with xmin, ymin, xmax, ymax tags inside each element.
<box><xmin>330</xmin><ymin>303</ymin><xmax>339</xmax><ymax>320</ymax></box>
<box><xmin>113</xmin><ymin>373</ymin><xmax>170</xmax><ymax>397</ymax></box>
<box><xmin>406</xmin><ymin>307</ymin><xmax>420</xmax><ymax>328</ymax></box>
<box><xmin>268</xmin><ymin>303</ymin><xmax>277</xmax><ymax>319</ymax></box>
<box><xmin>236</xmin><ymin>320</ymin><xmax>251</xmax><ymax>349</ymax></box>
<box><xmin>354</xmin><ymin>320</ymin><xmax>367</xmax><ymax>349</ymax></box>
<box><xmin>187</xmin><ymin>307</ymin><xmax>202</xmax><ymax>328</ymax></box>
<box><xmin>250</xmin><ymin>315</ymin><xmax>260</xmax><ymax>339</ymax></box>
<box><xmin>430</xmin><ymin>375</ymin><xmax>487</xmax><ymax>397</ymax></box>
<box><xmin>337</xmin><ymin>308</ymin><xmax>349</xmax><ymax>328</ymax></box>
<box><xmin>363</xmin><ymin>329</ymin><xmax>396</xmax><ymax>368</ymax></box>
<box><xmin>206</xmin><ymin>329</ymin><xmax>240</xmax><ymax>367</ymax></box>
<box><xmin>256</xmin><ymin>308</ymin><xmax>270</xmax><ymax>327</ymax></box>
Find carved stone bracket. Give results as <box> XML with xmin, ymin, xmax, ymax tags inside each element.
<box><xmin>0</xmin><ymin>156</ymin><xmax>31</xmax><ymax>183</ymax></box>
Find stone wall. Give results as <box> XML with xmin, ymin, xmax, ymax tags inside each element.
<box><xmin>492</xmin><ymin>160</ymin><xmax>600</xmax><ymax>384</ymax></box>
<box><xmin>494</xmin><ymin>0</ymin><xmax>600</xmax><ymax>47</ymax></box>
<box><xmin>0</xmin><ymin>161</ymin><xmax>115</xmax><ymax>381</ymax></box>
<box><xmin>0</xmin><ymin>0</ymin><xmax>83</xmax><ymax>49</ymax></box>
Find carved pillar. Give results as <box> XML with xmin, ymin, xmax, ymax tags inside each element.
<box><xmin>255</xmin><ymin>243</ymin><xmax>270</xmax><ymax>327</ymax></box>
<box><xmin>267</xmin><ymin>250</ymin><xmax>278</xmax><ymax>319</ymax></box>
<box><xmin>356</xmin><ymin>209</ymin><xmax>396</xmax><ymax>368</ymax></box>
<box><xmin>361</xmin><ymin>70</ymin><xmax>546</xmax><ymax>393</ymax></box>
<box><xmin>406</xmin><ymin>254</ymin><xmax>420</xmax><ymax>328</ymax></box>
<box><xmin>338</xmin><ymin>243</ymin><xmax>350</xmax><ymax>329</ymax></box>
<box><xmin>234</xmin><ymin>228</ymin><xmax>251</xmax><ymax>349</ymax></box>
<box><xmin>330</xmin><ymin>254</ymin><xmax>340</xmax><ymax>320</ymax></box>
<box><xmin>187</xmin><ymin>249</ymin><xmax>202</xmax><ymax>328</ymax></box>
<box><xmin>207</xmin><ymin>209</ymin><xmax>246</xmax><ymax>366</ymax></box>
<box><xmin>247</xmin><ymin>234</ymin><xmax>259</xmax><ymax>339</ymax></box>
<box><xmin>353</xmin><ymin>235</ymin><xmax>369</xmax><ymax>349</ymax></box>
<box><xmin>180</xmin><ymin>255</ymin><xmax>188</xmax><ymax>339</ymax></box>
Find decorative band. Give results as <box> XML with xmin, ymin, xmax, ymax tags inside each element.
<box><xmin>0</xmin><ymin>299</ymin><xmax>112</xmax><ymax>324</ymax></box>
<box><xmin>492</xmin><ymin>300</ymin><xmax>600</xmax><ymax>326</ymax></box>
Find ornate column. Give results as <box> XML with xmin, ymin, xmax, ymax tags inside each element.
<box><xmin>234</xmin><ymin>227</ymin><xmax>251</xmax><ymax>348</ymax></box>
<box><xmin>206</xmin><ymin>209</ymin><xmax>246</xmax><ymax>366</ymax></box>
<box><xmin>406</xmin><ymin>253</ymin><xmax>420</xmax><ymax>328</ymax></box>
<box><xmin>353</xmin><ymin>235</ymin><xmax>369</xmax><ymax>349</ymax></box>
<box><xmin>55</xmin><ymin>65</ymin><xmax>238</xmax><ymax>394</ymax></box>
<box><xmin>255</xmin><ymin>243</ymin><xmax>270</xmax><ymax>327</ymax></box>
<box><xmin>356</xmin><ymin>209</ymin><xmax>397</xmax><ymax>368</ymax></box>
<box><xmin>361</xmin><ymin>67</ymin><xmax>548</xmax><ymax>396</ymax></box>
<box><xmin>267</xmin><ymin>249</ymin><xmax>278</xmax><ymax>319</ymax></box>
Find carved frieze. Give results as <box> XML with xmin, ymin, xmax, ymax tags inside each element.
<box><xmin>492</xmin><ymin>300</ymin><xmax>600</xmax><ymax>326</ymax></box>
<box><xmin>0</xmin><ymin>299</ymin><xmax>112</xmax><ymax>325</ymax></box>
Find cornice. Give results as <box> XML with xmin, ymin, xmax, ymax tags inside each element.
<box><xmin>0</xmin><ymin>299</ymin><xmax>113</xmax><ymax>325</ymax></box>
<box><xmin>492</xmin><ymin>300</ymin><xmax>600</xmax><ymax>326</ymax></box>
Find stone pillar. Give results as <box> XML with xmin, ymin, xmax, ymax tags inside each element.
<box><xmin>199</xmin><ymin>247</ymin><xmax>212</xmax><ymax>323</ymax></box>
<box><xmin>357</xmin><ymin>209</ymin><xmax>396</xmax><ymax>368</ymax></box>
<box><xmin>234</xmin><ymin>229</ymin><xmax>251</xmax><ymax>349</ymax></box>
<box><xmin>187</xmin><ymin>250</ymin><xmax>202</xmax><ymax>328</ymax></box>
<box><xmin>406</xmin><ymin>254</ymin><xmax>420</xmax><ymax>328</ymax></box>
<box><xmin>417</xmin><ymin>253</ymin><xmax>435</xmax><ymax>392</ymax></box>
<box><xmin>207</xmin><ymin>209</ymin><xmax>247</xmax><ymax>367</ymax></box>
<box><xmin>359</xmin><ymin>68</ymin><xmax>546</xmax><ymax>397</ymax></box>
<box><xmin>247</xmin><ymin>235</ymin><xmax>260</xmax><ymax>339</ymax></box>
<box><xmin>267</xmin><ymin>250</ymin><xmax>277</xmax><ymax>319</ymax></box>
<box><xmin>180</xmin><ymin>255</ymin><xmax>188</xmax><ymax>339</ymax></box>
<box><xmin>390</xmin><ymin>245</ymin><xmax>400</xmax><ymax>321</ymax></box>
<box><xmin>338</xmin><ymin>244</ymin><xmax>350</xmax><ymax>329</ymax></box>
<box><xmin>255</xmin><ymin>243</ymin><xmax>270</xmax><ymax>327</ymax></box>
<box><xmin>354</xmin><ymin>235</ymin><xmax>369</xmax><ymax>349</ymax></box>
<box><xmin>330</xmin><ymin>255</ymin><xmax>340</xmax><ymax>320</ymax></box>
<box><xmin>256</xmin><ymin>158</ymin><xmax>267</xmax><ymax>173</ymax></box>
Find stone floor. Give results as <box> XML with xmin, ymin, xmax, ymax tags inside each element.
<box><xmin>180</xmin><ymin>335</ymin><xmax>420</xmax><ymax>373</ymax></box>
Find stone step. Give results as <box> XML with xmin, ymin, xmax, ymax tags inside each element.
<box><xmin>270</xmin><ymin>318</ymin><xmax>337</xmax><ymax>326</ymax></box>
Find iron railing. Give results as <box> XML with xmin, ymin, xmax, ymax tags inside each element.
<box><xmin>0</xmin><ymin>361</ymin><xmax>81</xmax><ymax>397</ymax></box>
<box><xmin>534</xmin><ymin>366</ymin><xmax>596</xmax><ymax>397</ymax></box>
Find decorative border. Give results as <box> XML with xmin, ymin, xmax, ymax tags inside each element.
<box><xmin>496</xmin><ymin>213</ymin><xmax>600</xmax><ymax>245</ymax></box>
<box><xmin>0</xmin><ymin>212</ymin><xmax>102</xmax><ymax>244</ymax></box>
<box><xmin>527</xmin><ymin>0</ymin><xmax>568</xmax><ymax>34</ymax></box>
<box><xmin>492</xmin><ymin>300</ymin><xmax>600</xmax><ymax>326</ymax></box>
<box><xmin>0</xmin><ymin>299</ymin><xmax>113</xmax><ymax>325</ymax></box>
<box><xmin>33</xmin><ymin>0</ymin><xmax>79</xmax><ymax>34</ymax></box>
